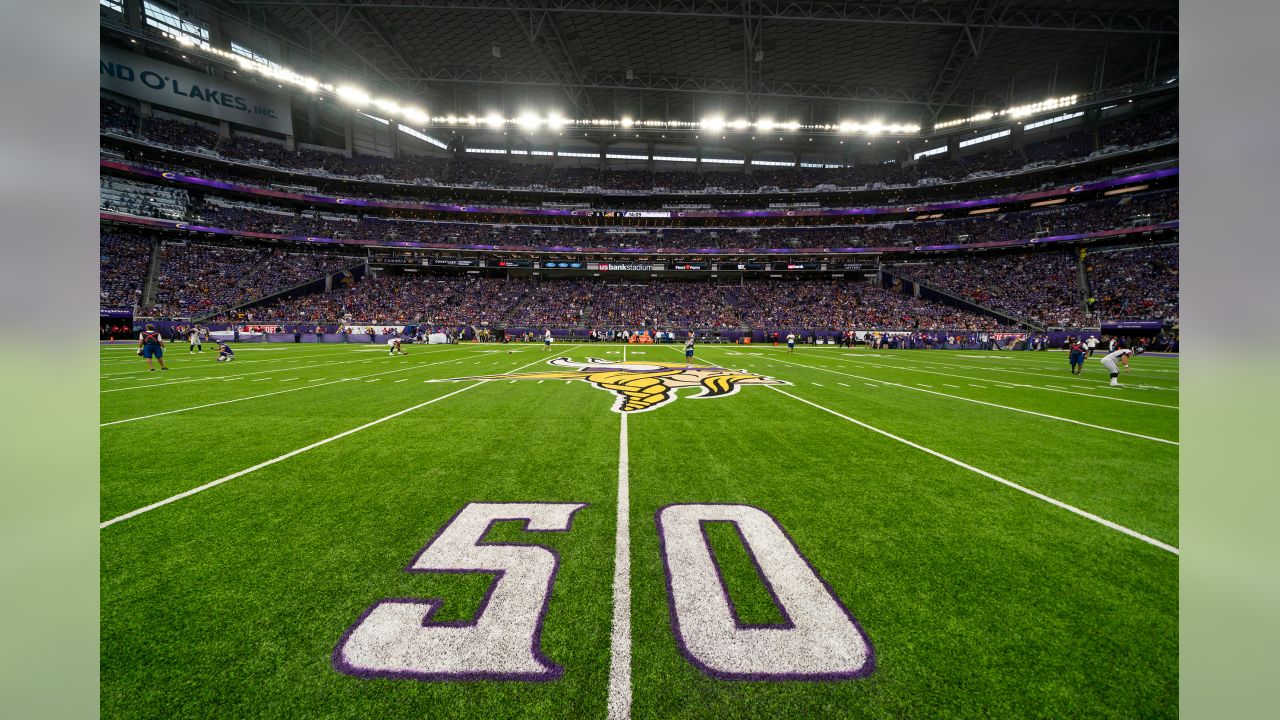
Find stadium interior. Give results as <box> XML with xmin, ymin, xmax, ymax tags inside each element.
<box><xmin>99</xmin><ymin>2</ymin><xmax>1181</xmax><ymax>718</ymax></box>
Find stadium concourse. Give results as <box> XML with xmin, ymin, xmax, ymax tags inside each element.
<box><xmin>99</xmin><ymin>2</ymin><xmax>1179</xmax><ymax>718</ymax></box>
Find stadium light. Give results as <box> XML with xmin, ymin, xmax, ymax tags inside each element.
<box><xmin>620</xmin><ymin>117</ymin><xmax>634</xmax><ymax>128</ymax></box>
<box><xmin>700</xmin><ymin>117</ymin><xmax>726</xmax><ymax>131</ymax></box>
<box><xmin>484</xmin><ymin>113</ymin><xmax>504</xmax><ymax>128</ymax></box>
<box><xmin>336</xmin><ymin>86</ymin><xmax>371</xmax><ymax>107</ymax></box>
<box><xmin>403</xmin><ymin>106</ymin><xmax>428</xmax><ymax>125</ymax></box>
<box><xmin>372</xmin><ymin>98</ymin><xmax>401</xmax><ymax>115</ymax></box>
<box><xmin>516</xmin><ymin>113</ymin><xmax>543</xmax><ymax>130</ymax></box>
<box><xmin>547</xmin><ymin>113</ymin><xmax>566</xmax><ymax>129</ymax></box>
<box><xmin>729</xmin><ymin>119</ymin><xmax>750</xmax><ymax>131</ymax></box>
<box><xmin>757</xmin><ymin>118</ymin><xmax>776</xmax><ymax>132</ymax></box>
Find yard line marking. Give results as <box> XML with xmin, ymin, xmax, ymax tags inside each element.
<box><xmin>943</xmin><ymin>384</ymin><xmax>961</xmax><ymax>388</ymax></box>
<box><xmin>394</xmin><ymin>378</ymin><xmax>408</xmax><ymax>383</ymax></box>
<box><xmin>102</xmin><ymin>351</ymin><xmax>453</xmax><ymax>393</ymax></box>
<box><xmin>279</xmin><ymin>378</ymin><xmax>297</xmax><ymax>382</ymax></box>
<box><xmin>365</xmin><ymin>378</ymin><xmax>380</xmax><ymax>383</ymax></box>
<box><xmin>100</xmin><ymin>352</ymin><xmax>565</xmax><ymax>528</ymax></box>
<box><xmin>766</xmin><ymin>386</ymin><xmax>1178</xmax><ymax>555</ymax></box>
<box><xmin>538</xmin><ymin>380</ymin><xmax>545</xmax><ymax>384</ymax></box>
<box><xmin>865</xmin><ymin>383</ymin><xmax>877</xmax><ymax>388</ymax></box>
<box><xmin>607</xmin><ymin>412</ymin><xmax>632</xmax><ymax>720</ymax></box>
<box><xmin>815</xmin><ymin>354</ymin><xmax>1181</xmax><ymax>409</ymax></box>
<box><xmin>102</xmin><ymin>356</ymin><xmax>464</xmax><ymax>427</ymax></box>
<box><xmin>307</xmin><ymin>378</ymin><xmax>322</xmax><ymax>382</ymax></box>
<box><xmin>509</xmin><ymin>380</ymin><xmax>517</xmax><ymax>384</ymax></box>
<box><xmin>758</xmin><ymin>355</ymin><xmax>1178</xmax><ymax>445</ymax></box>
<box><xmin>838</xmin><ymin>382</ymin><xmax>850</xmax><ymax>387</ymax></box>
<box><xmin>812</xmin><ymin>382</ymin><xmax>824</xmax><ymax>387</ymax></box>
<box><xmin>917</xmin><ymin>384</ymin><xmax>932</xmax><ymax>388</ymax></box>
<box><xmin>253</xmin><ymin>378</ymin><xmax>271</xmax><ymax>382</ymax></box>
<box><xmin>100</xmin><ymin>382</ymin><xmax>487</xmax><ymax>528</ymax></box>
<box><xmin>880</xmin><ymin>354</ymin><xmax>1181</xmax><ymax>391</ymax></box>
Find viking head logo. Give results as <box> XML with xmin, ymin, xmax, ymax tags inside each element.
<box><xmin>433</xmin><ymin>357</ymin><xmax>787</xmax><ymax>413</ymax></box>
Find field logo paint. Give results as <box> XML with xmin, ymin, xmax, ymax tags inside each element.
<box><xmin>429</xmin><ymin>357</ymin><xmax>787</xmax><ymax>413</ymax></box>
<box><xmin>333</xmin><ymin>502</ymin><xmax>587</xmax><ymax>681</ymax></box>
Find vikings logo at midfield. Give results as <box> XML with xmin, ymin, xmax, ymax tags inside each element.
<box><xmin>436</xmin><ymin>357</ymin><xmax>788</xmax><ymax>413</ymax></box>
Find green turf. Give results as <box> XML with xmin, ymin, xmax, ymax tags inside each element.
<box><xmin>101</xmin><ymin>341</ymin><xmax>1178</xmax><ymax>718</ymax></box>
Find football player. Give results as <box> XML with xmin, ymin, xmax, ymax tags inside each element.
<box><xmin>387</xmin><ymin>337</ymin><xmax>407</xmax><ymax>356</ymax></box>
<box><xmin>137</xmin><ymin>323</ymin><xmax>168</xmax><ymax>371</ymax></box>
<box><xmin>216</xmin><ymin>341</ymin><xmax>235</xmax><ymax>362</ymax></box>
<box><xmin>1067</xmin><ymin>336</ymin><xmax>1087</xmax><ymax>375</ymax></box>
<box><xmin>684</xmin><ymin>332</ymin><xmax>696</xmax><ymax>365</ymax></box>
<box><xmin>786</xmin><ymin>332</ymin><xmax>796</xmax><ymax>353</ymax></box>
<box><xmin>1099</xmin><ymin>344</ymin><xmax>1133</xmax><ymax>386</ymax></box>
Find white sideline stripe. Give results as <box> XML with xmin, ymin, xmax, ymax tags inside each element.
<box><xmin>101</xmin><ymin>356</ymin><xmax>464</xmax><ymax>427</ymax></box>
<box><xmin>100</xmin><ymin>351</ymin><xmax>573</xmax><ymax>528</ymax></box>
<box><xmin>757</xmin><ymin>355</ymin><xmax>1178</xmax><ymax>446</ymax></box>
<box><xmin>98</xmin><ymin>349</ymin><xmax>363</xmax><ymax>377</ymax></box>
<box><xmin>876</xmin><ymin>354</ymin><xmax>1181</xmax><ymax>391</ymax></box>
<box><xmin>102</xmin><ymin>352</ymin><xmax>429</xmax><ymax>393</ymax></box>
<box><xmin>766</xmin><ymin>386</ymin><xmax>1178</xmax><ymax>555</ymax></box>
<box><xmin>100</xmin><ymin>382</ymin><xmax>487</xmax><ymax>529</ymax></box>
<box><xmin>607</xmin><ymin>412</ymin><xmax>632</xmax><ymax>720</ymax></box>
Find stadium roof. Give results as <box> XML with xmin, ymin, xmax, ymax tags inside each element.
<box><xmin>214</xmin><ymin>0</ymin><xmax>1176</xmax><ymax>126</ymax></box>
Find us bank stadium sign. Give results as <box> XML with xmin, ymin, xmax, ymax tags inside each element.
<box><xmin>100</xmin><ymin>45</ymin><xmax>293</xmax><ymax>136</ymax></box>
<box><xmin>596</xmin><ymin>262</ymin><xmax>662</xmax><ymax>271</ymax></box>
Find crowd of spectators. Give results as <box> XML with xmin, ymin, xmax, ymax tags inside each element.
<box><xmin>893</xmin><ymin>251</ymin><xmax>1090</xmax><ymax>327</ymax></box>
<box><xmin>145</xmin><ymin>240</ymin><xmax>358</xmax><ymax>317</ymax></box>
<box><xmin>241</xmin><ymin>272</ymin><xmax>1007</xmax><ymax>331</ymax></box>
<box><xmin>507</xmin><ymin>279</ymin><xmax>740</xmax><ymax>328</ymax></box>
<box><xmin>720</xmin><ymin>279</ymin><xmax>1007</xmax><ymax>331</ymax></box>
<box><xmin>177</xmin><ymin>188</ymin><xmax>1176</xmax><ymax>251</ymax></box>
<box><xmin>100</xmin><ymin>176</ymin><xmax>189</xmax><ymax>219</ymax></box>
<box><xmin>100</xmin><ymin>231</ymin><xmax>153</xmax><ymax>309</ymax></box>
<box><xmin>237</xmin><ymin>274</ymin><xmax>530</xmax><ymax>326</ymax></box>
<box><xmin>1085</xmin><ymin>244</ymin><xmax>1179</xmax><ymax>320</ymax></box>
<box><xmin>101</xmin><ymin>97</ymin><xmax>1178</xmax><ymax>193</ymax></box>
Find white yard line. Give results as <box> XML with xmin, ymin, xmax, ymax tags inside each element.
<box><xmin>607</xmin><ymin>412</ymin><xmax>632</xmax><ymax>720</ymax></box>
<box><xmin>102</xmin><ymin>356</ymin><xmax>463</xmax><ymax>427</ymax></box>
<box><xmin>766</xmin><ymin>386</ymin><xmax>1178</xmax><ymax>555</ymax></box>
<box><xmin>99</xmin><ymin>382</ymin><xmax>486</xmax><ymax>528</ymax></box>
<box><xmin>100</xmin><ymin>352</ymin><xmax>566</xmax><ymax>528</ymax></box>
<box><xmin>741</xmin><ymin>354</ymin><xmax>1179</xmax><ymax>446</ymax></box>
<box><xmin>102</xmin><ymin>351</ymin><xmax>446</xmax><ymax>394</ymax></box>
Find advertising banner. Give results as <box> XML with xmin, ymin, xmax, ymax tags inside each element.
<box><xmin>101</xmin><ymin>45</ymin><xmax>293</xmax><ymax>135</ymax></box>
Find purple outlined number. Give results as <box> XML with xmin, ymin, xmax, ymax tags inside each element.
<box><xmin>333</xmin><ymin>502</ymin><xmax>586</xmax><ymax>681</ymax></box>
<box><xmin>656</xmin><ymin>504</ymin><xmax>875</xmax><ymax>680</ymax></box>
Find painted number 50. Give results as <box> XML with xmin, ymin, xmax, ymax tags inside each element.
<box><xmin>333</xmin><ymin>502</ymin><xmax>873</xmax><ymax>682</ymax></box>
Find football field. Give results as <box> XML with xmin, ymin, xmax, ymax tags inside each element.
<box><xmin>100</xmin><ymin>341</ymin><xmax>1178</xmax><ymax>719</ymax></box>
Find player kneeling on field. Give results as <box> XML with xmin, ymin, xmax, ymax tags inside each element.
<box><xmin>216</xmin><ymin>341</ymin><xmax>235</xmax><ymax>361</ymax></box>
<box><xmin>1099</xmin><ymin>345</ymin><xmax>1132</xmax><ymax>386</ymax></box>
<box><xmin>387</xmin><ymin>337</ymin><xmax>407</xmax><ymax>356</ymax></box>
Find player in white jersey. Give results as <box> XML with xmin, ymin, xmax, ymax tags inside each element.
<box><xmin>1099</xmin><ymin>346</ymin><xmax>1133</xmax><ymax>386</ymax></box>
<box><xmin>188</xmin><ymin>327</ymin><xmax>202</xmax><ymax>353</ymax></box>
<box><xmin>387</xmin><ymin>337</ymin><xmax>407</xmax><ymax>356</ymax></box>
<box><xmin>543</xmin><ymin>329</ymin><xmax>553</xmax><ymax>351</ymax></box>
<box><xmin>786</xmin><ymin>333</ymin><xmax>796</xmax><ymax>353</ymax></box>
